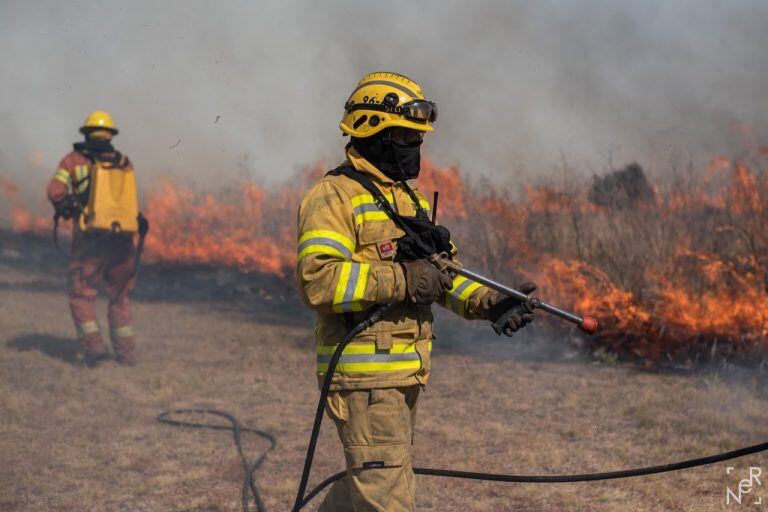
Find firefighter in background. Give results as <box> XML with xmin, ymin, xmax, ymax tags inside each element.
<box><xmin>47</xmin><ymin>111</ymin><xmax>143</xmax><ymax>367</ymax></box>
<box><xmin>297</xmin><ymin>73</ymin><xmax>537</xmax><ymax>511</ymax></box>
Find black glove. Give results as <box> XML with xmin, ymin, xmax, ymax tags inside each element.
<box><xmin>487</xmin><ymin>282</ymin><xmax>537</xmax><ymax>337</ymax></box>
<box><xmin>54</xmin><ymin>195</ymin><xmax>80</xmax><ymax>220</ymax></box>
<box><xmin>394</xmin><ymin>220</ymin><xmax>452</xmax><ymax>262</ymax></box>
<box><xmin>137</xmin><ymin>212</ymin><xmax>150</xmax><ymax>236</ymax></box>
<box><xmin>400</xmin><ymin>259</ymin><xmax>453</xmax><ymax>305</ymax></box>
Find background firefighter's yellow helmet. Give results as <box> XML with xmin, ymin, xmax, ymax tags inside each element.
<box><xmin>340</xmin><ymin>72</ymin><xmax>437</xmax><ymax>138</ymax></box>
<box><xmin>79</xmin><ymin>110</ymin><xmax>118</xmax><ymax>135</ymax></box>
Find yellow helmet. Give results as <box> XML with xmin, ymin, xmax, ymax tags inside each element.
<box><xmin>340</xmin><ymin>72</ymin><xmax>437</xmax><ymax>138</ymax></box>
<box><xmin>80</xmin><ymin>110</ymin><xmax>118</xmax><ymax>135</ymax></box>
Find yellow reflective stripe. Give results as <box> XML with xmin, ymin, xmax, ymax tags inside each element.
<box><xmin>350</xmin><ymin>193</ymin><xmax>394</xmax><ymax>207</ymax></box>
<box><xmin>298</xmin><ymin>229</ymin><xmax>354</xmax><ymax>261</ymax></box>
<box><xmin>445</xmin><ymin>276</ymin><xmax>483</xmax><ymax>317</ymax></box>
<box><xmin>316</xmin><ymin>341</ymin><xmax>432</xmax><ymax>373</ymax></box>
<box><xmin>74</xmin><ymin>165</ymin><xmax>89</xmax><ymax>193</ymax></box>
<box><xmin>317</xmin><ymin>341</ymin><xmax>431</xmax><ymax>356</ymax></box>
<box><xmin>332</xmin><ymin>263</ymin><xmax>352</xmax><ymax>311</ymax></box>
<box><xmin>54</xmin><ymin>169</ymin><xmax>71</xmax><ymax>185</ymax></box>
<box><xmin>352</xmin><ymin>192</ymin><xmax>395</xmax><ymax>225</ymax></box>
<box><xmin>355</xmin><ymin>210</ymin><xmax>390</xmax><ymax>224</ymax></box>
<box><xmin>317</xmin><ymin>360</ymin><xmax>421</xmax><ymax>373</ymax></box>
<box><xmin>77</xmin><ymin>320</ymin><xmax>100</xmax><ymax>337</ymax></box>
<box><xmin>299</xmin><ymin>229</ymin><xmax>354</xmax><ymax>251</ymax></box>
<box><xmin>298</xmin><ymin>244</ymin><xmax>347</xmax><ymax>261</ymax></box>
<box><xmin>332</xmin><ymin>262</ymin><xmax>370</xmax><ymax>312</ymax></box>
<box><xmin>353</xmin><ymin>263</ymin><xmax>369</xmax><ymax>304</ymax></box>
<box><xmin>352</xmin><ymin>193</ymin><xmax>428</xmax><ymax>224</ymax></box>
<box><xmin>110</xmin><ymin>325</ymin><xmax>134</xmax><ymax>338</ymax></box>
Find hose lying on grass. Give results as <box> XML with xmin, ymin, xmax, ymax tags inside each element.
<box><xmin>157</xmin><ymin>405</ymin><xmax>768</xmax><ymax>512</ymax></box>
<box><xmin>158</xmin><ymin>306</ymin><xmax>768</xmax><ymax>511</ymax></box>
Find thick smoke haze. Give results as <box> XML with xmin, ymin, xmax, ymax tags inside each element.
<box><xmin>1</xmin><ymin>0</ymin><xmax>767</xmax><ymax>197</ymax></box>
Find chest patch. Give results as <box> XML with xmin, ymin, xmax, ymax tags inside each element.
<box><xmin>377</xmin><ymin>240</ymin><xmax>396</xmax><ymax>259</ymax></box>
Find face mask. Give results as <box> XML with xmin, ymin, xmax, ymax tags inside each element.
<box><xmin>74</xmin><ymin>136</ymin><xmax>115</xmax><ymax>154</ymax></box>
<box><xmin>351</xmin><ymin>130</ymin><xmax>423</xmax><ymax>181</ymax></box>
<box><xmin>384</xmin><ymin>135</ymin><xmax>422</xmax><ymax>180</ymax></box>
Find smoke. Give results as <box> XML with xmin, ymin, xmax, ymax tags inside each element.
<box><xmin>1</xmin><ymin>0</ymin><xmax>767</xmax><ymax>196</ymax></box>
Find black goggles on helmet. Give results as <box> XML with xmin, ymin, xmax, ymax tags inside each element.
<box><xmin>345</xmin><ymin>98</ymin><xmax>438</xmax><ymax>124</ymax></box>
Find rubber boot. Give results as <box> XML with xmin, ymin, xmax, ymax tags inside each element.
<box><xmin>80</xmin><ymin>332</ymin><xmax>109</xmax><ymax>367</ymax></box>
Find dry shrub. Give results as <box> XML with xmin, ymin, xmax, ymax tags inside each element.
<box><xmin>420</xmin><ymin>155</ymin><xmax>768</xmax><ymax>365</ymax></box>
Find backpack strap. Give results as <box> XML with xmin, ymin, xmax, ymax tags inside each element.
<box><xmin>76</xmin><ymin>148</ymin><xmax>126</xmax><ymax>168</ymax></box>
<box><xmin>400</xmin><ymin>180</ymin><xmax>430</xmax><ymax>220</ymax></box>
<box><xmin>327</xmin><ymin>164</ymin><xmax>425</xmax><ymax>242</ymax></box>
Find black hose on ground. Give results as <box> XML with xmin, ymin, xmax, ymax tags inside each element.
<box><xmin>158</xmin><ymin>300</ymin><xmax>768</xmax><ymax>511</ymax></box>
<box><xmin>156</xmin><ymin>409</ymin><xmax>277</xmax><ymax>512</ymax></box>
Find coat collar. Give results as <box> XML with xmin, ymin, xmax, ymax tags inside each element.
<box><xmin>345</xmin><ymin>146</ymin><xmax>395</xmax><ymax>186</ymax></box>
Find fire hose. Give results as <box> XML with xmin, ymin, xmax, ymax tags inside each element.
<box><xmin>158</xmin><ymin>287</ymin><xmax>768</xmax><ymax>511</ymax></box>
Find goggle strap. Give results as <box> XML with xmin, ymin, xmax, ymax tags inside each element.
<box><xmin>345</xmin><ymin>101</ymin><xmax>435</xmax><ymax>122</ymax></box>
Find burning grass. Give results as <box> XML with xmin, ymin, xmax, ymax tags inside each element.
<box><xmin>2</xmin><ymin>261</ymin><xmax>768</xmax><ymax>511</ymax></box>
<box><xmin>4</xmin><ymin>146</ymin><xmax>768</xmax><ymax>365</ymax></box>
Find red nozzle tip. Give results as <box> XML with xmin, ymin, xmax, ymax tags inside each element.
<box><xmin>579</xmin><ymin>315</ymin><xmax>598</xmax><ymax>335</ymax></box>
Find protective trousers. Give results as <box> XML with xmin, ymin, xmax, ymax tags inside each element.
<box><xmin>319</xmin><ymin>385</ymin><xmax>420</xmax><ymax>512</ymax></box>
<box><xmin>68</xmin><ymin>233</ymin><xmax>136</xmax><ymax>363</ymax></box>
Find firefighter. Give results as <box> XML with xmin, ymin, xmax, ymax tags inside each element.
<box><xmin>47</xmin><ymin>111</ymin><xmax>140</xmax><ymax>367</ymax></box>
<box><xmin>297</xmin><ymin>72</ymin><xmax>537</xmax><ymax>511</ymax></box>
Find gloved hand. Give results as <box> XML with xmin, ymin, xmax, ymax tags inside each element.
<box><xmin>400</xmin><ymin>259</ymin><xmax>453</xmax><ymax>305</ymax></box>
<box><xmin>137</xmin><ymin>212</ymin><xmax>150</xmax><ymax>236</ymax></box>
<box><xmin>54</xmin><ymin>195</ymin><xmax>80</xmax><ymax>220</ymax></box>
<box><xmin>486</xmin><ymin>282</ymin><xmax>537</xmax><ymax>336</ymax></box>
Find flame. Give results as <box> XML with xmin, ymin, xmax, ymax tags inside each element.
<box><xmin>4</xmin><ymin>142</ymin><xmax>768</xmax><ymax>363</ymax></box>
<box><xmin>11</xmin><ymin>206</ymin><xmax>50</xmax><ymax>233</ymax></box>
<box><xmin>142</xmin><ymin>180</ymin><xmax>293</xmax><ymax>274</ymax></box>
<box><xmin>0</xmin><ymin>178</ymin><xmax>20</xmax><ymax>195</ymax></box>
<box><xmin>28</xmin><ymin>149</ymin><xmax>44</xmax><ymax>167</ymax></box>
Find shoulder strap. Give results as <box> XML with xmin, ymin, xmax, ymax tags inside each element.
<box><xmin>328</xmin><ymin>165</ymin><xmax>422</xmax><ymax>240</ymax></box>
<box><xmin>77</xmin><ymin>149</ymin><xmax>125</xmax><ymax>168</ymax></box>
<box><xmin>400</xmin><ymin>180</ymin><xmax>429</xmax><ymax>220</ymax></box>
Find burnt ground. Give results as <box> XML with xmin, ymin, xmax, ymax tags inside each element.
<box><xmin>1</xmin><ymin>232</ymin><xmax>768</xmax><ymax>511</ymax></box>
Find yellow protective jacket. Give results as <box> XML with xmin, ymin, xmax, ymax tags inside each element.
<box><xmin>297</xmin><ymin>148</ymin><xmax>495</xmax><ymax>390</ymax></box>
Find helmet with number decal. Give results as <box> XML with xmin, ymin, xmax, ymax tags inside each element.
<box><xmin>340</xmin><ymin>72</ymin><xmax>437</xmax><ymax>138</ymax></box>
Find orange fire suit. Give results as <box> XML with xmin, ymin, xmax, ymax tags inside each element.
<box><xmin>297</xmin><ymin>147</ymin><xmax>497</xmax><ymax>511</ymax></box>
<box><xmin>47</xmin><ymin>149</ymin><xmax>137</xmax><ymax>363</ymax></box>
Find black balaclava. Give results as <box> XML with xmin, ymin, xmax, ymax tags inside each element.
<box><xmin>73</xmin><ymin>132</ymin><xmax>115</xmax><ymax>155</ymax></box>
<box><xmin>351</xmin><ymin>128</ymin><xmax>422</xmax><ymax>181</ymax></box>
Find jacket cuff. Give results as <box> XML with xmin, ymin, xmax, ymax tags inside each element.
<box><xmin>47</xmin><ymin>179</ymin><xmax>70</xmax><ymax>205</ymax></box>
<box><xmin>466</xmin><ymin>286</ymin><xmax>496</xmax><ymax>320</ymax></box>
<box><xmin>373</xmin><ymin>262</ymin><xmax>406</xmax><ymax>303</ymax></box>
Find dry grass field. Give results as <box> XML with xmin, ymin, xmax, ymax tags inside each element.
<box><xmin>1</xmin><ymin>237</ymin><xmax>767</xmax><ymax>512</ymax></box>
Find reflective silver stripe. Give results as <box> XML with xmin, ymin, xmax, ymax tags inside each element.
<box><xmin>353</xmin><ymin>79</ymin><xmax>418</xmax><ymax>100</ymax></box>
<box><xmin>340</xmin><ymin>264</ymin><xmax>361</xmax><ymax>312</ymax></box>
<box><xmin>316</xmin><ymin>352</ymin><xmax>421</xmax><ymax>364</ymax></box>
<box><xmin>353</xmin><ymin>203</ymin><xmax>382</xmax><ymax>216</ymax></box>
<box><xmin>297</xmin><ymin>237</ymin><xmax>352</xmax><ymax>260</ymax></box>
<box><xmin>448</xmin><ymin>279</ymin><xmax>475</xmax><ymax>312</ymax></box>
